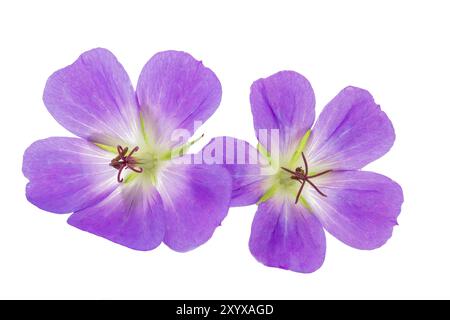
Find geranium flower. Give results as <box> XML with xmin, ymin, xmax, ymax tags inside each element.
<box><xmin>210</xmin><ymin>71</ymin><xmax>403</xmax><ymax>272</ymax></box>
<box><xmin>22</xmin><ymin>48</ymin><xmax>231</xmax><ymax>252</ymax></box>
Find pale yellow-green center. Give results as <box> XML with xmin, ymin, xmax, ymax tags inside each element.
<box><xmin>258</xmin><ymin>129</ymin><xmax>312</xmax><ymax>205</ymax></box>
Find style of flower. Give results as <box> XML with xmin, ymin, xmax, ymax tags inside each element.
<box><xmin>22</xmin><ymin>48</ymin><xmax>231</xmax><ymax>252</ymax></box>
<box><xmin>213</xmin><ymin>71</ymin><xmax>403</xmax><ymax>272</ymax></box>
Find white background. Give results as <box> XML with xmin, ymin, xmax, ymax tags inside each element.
<box><xmin>1</xmin><ymin>0</ymin><xmax>449</xmax><ymax>299</ymax></box>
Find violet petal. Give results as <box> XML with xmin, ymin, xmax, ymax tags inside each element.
<box><xmin>250</xmin><ymin>71</ymin><xmax>315</xmax><ymax>155</ymax></box>
<box><xmin>305</xmin><ymin>86</ymin><xmax>395</xmax><ymax>171</ymax></box>
<box><xmin>136</xmin><ymin>51</ymin><xmax>221</xmax><ymax>147</ymax></box>
<box><xmin>158</xmin><ymin>162</ymin><xmax>231</xmax><ymax>252</ymax></box>
<box><xmin>43</xmin><ymin>48</ymin><xmax>140</xmax><ymax>146</ymax></box>
<box><xmin>307</xmin><ymin>170</ymin><xmax>403</xmax><ymax>250</ymax></box>
<box><xmin>23</xmin><ymin>137</ymin><xmax>117</xmax><ymax>213</ymax></box>
<box><xmin>249</xmin><ymin>195</ymin><xmax>326</xmax><ymax>273</ymax></box>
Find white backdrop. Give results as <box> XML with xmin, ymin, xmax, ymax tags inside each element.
<box><xmin>1</xmin><ymin>0</ymin><xmax>449</xmax><ymax>299</ymax></box>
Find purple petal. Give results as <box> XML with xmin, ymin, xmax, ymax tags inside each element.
<box><xmin>157</xmin><ymin>162</ymin><xmax>231</xmax><ymax>252</ymax></box>
<box><xmin>307</xmin><ymin>171</ymin><xmax>403</xmax><ymax>250</ymax></box>
<box><xmin>136</xmin><ymin>51</ymin><xmax>221</xmax><ymax>146</ymax></box>
<box><xmin>68</xmin><ymin>183</ymin><xmax>165</xmax><ymax>251</ymax></box>
<box><xmin>249</xmin><ymin>196</ymin><xmax>326</xmax><ymax>273</ymax></box>
<box><xmin>250</xmin><ymin>71</ymin><xmax>315</xmax><ymax>154</ymax></box>
<box><xmin>23</xmin><ymin>137</ymin><xmax>117</xmax><ymax>213</ymax></box>
<box><xmin>202</xmin><ymin>137</ymin><xmax>270</xmax><ymax>207</ymax></box>
<box><xmin>43</xmin><ymin>48</ymin><xmax>140</xmax><ymax>146</ymax></box>
<box><xmin>305</xmin><ymin>87</ymin><xmax>395</xmax><ymax>171</ymax></box>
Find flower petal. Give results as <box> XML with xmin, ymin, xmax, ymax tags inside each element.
<box><xmin>306</xmin><ymin>171</ymin><xmax>403</xmax><ymax>250</ymax></box>
<box><xmin>68</xmin><ymin>182</ymin><xmax>165</xmax><ymax>251</ymax></box>
<box><xmin>249</xmin><ymin>196</ymin><xmax>326</xmax><ymax>273</ymax></box>
<box><xmin>43</xmin><ymin>48</ymin><xmax>140</xmax><ymax>146</ymax></box>
<box><xmin>136</xmin><ymin>51</ymin><xmax>222</xmax><ymax>146</ymax></box>
<box><xmin>157</xmin><ymin>162</ymin><xmax>231</xmax><ymax>252</ymax></box>
<box><xmin>250</xmin><ymin>71</ymin><xmax>315</xmax><ymax>155</ymax></box>
<box><xmin>23</xmin><ymin>137</ymin><xmax>117</xmax><ymax>213</ymax></box>
<box><xmin>305</xmin><ymin>87</ymin><xmax>395</xmax><ymax>171</ymax></box>
<box><xmin>201</xmin><ymin>137</ymin><xmax>270</xmax><ymax>207</ymax></box>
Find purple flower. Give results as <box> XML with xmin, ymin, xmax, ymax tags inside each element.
<box><xmin>22</xmin><ymin>48</ymin><xmax>231</xmax><ymax>252</ymax></box>
<box><xmin>211</xmin><ymin>71</ymin><xmax>404</xmax><ymax>273</ymax></box>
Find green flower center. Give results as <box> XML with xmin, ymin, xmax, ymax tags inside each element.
<box><xmin>258</xmin><ymin>130</ymin><xmax>332</xmax><ymax>205</ymax></box>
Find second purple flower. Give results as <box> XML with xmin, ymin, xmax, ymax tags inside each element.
<box><xmin>208</xmin><ymin>71</ymin><xmax>404</xmax><ymax>273</ymax></box>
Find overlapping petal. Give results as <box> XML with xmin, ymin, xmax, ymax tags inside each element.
<box><xmin>136</xmin><ymin>51</ymin><xmax>222</xmax><ymax>147</ymax></box>
<box><xmin>304</xmin><ymin>87</ymin><xmax>395</xmax><ymax>171</ymax></box>
<box><xmin>23</xmin><ymin>137</ymin><xmax>117</xmax><ymax>213</ymax></box>
<box><xmin>306</xmin><ymin>171</ymin><xmax>403</xmax><ymax>250</ymax></box>
<box><xmin>250</xmin><ymin>71</ymin><xmax>315</xmax><ymax>155</ymax></box>
<box><xmin>157</xmin><ymin>161</ymin><xmax>231</xmax><ymax>252</ymax></box>
<box><xmin>249</xmin><ymin>195</ymin><xmax>326</xmax><ymax>273</ymax></box>
<box><xmin>202</xmin><ymin>137</ymin><xmax>270</xmax><ymax>206</ymax></box>
<box><xmin>43</xmin><ymin>48</ymin><xmax>140</xmax><ymax>146</ymax></box>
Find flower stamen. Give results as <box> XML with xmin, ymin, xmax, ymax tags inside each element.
<box><xmin>109</xmin><ymin>145</ymin><xmax>143</xmax><ymax>183</ymax></box>
<box><xmin>281</xmin><ymin>152</ymin><xmax>331</xmax><ymax>204</ymax></box>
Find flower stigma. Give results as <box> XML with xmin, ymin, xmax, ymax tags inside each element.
<box><xmin>281</xmin><ymin>152</ymin><xmax>331</xmax><ymax>204</ymax></box>
<box><xmin>109</xmin><ymin>145</ymin><xmax>143</xmax><ymax>183</ymax></box>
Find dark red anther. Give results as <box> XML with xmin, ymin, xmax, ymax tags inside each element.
<box><xmin>109</xmin><ymin>145</ymin><xmax>143</xmax><ymax>183</ymax></box>
<box><xmin>281</xmin><ymin>152</ymin><xmax>332</xmax><ymax>204</ymax></box>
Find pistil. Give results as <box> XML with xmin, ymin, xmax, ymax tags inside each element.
<box><xmin>109</xmin><ymin>145</ymin><xmax>143</xmax><ymax>183</ymax></box>
<box><xmin>281</xmin><ymin>152</ymin><xmax>331</xmax><ymax>204</ymax></box>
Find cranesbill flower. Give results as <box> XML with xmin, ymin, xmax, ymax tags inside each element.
<box><xmin>213</xmin><ymin>71</ymin><xmax>403</xmax><ymax>272</ymax></box>
<box><xmin>22</xmin><ymin>48</ymin><xmax>231</xmax><ymax>251</ymax></box>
